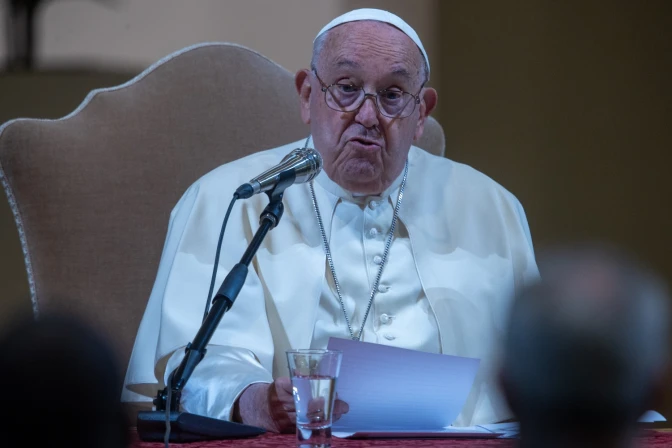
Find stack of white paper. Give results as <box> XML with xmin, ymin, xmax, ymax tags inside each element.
<box><xmin>326</xmin><ymin>337</ymin><xmax>509</xmax><ymax>439</ymax></box>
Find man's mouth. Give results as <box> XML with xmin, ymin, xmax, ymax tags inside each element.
<box><xmin>349</xmin><ymin>137</ymin><xmax>380</xmax><ymax>149</ymax></box>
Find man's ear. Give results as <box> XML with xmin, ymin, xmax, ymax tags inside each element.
<box><xmin>295</xmin><ymin>69</ymin><xmax>312</xmax><ymax>125</ymax></box>
<box><xmin>413</xmin><ymin>87</ymin><xmax>438</xmax><ymax>142</ymax></box>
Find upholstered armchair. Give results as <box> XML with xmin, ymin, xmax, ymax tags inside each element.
<box><xmin>0</xmin><ymin>42</ymin><xmax>446</xmax><ymax>412</ymax></box>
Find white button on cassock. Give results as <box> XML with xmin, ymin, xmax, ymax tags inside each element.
<box><xmin>373</xmin><ymin>255</ymin><xmax>383</xmax><ymax>265</ymax></box>
<box><xmin>380</xmin><ymin>313</ymin><xmax>391</xmax><ymax>324</ymax></box>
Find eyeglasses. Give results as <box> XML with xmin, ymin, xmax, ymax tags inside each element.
<box><xmin>313</xmin><ymin>71</ymin><xmax>423</xmax><ymax>119</ymax></box>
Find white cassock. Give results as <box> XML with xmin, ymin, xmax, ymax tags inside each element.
<box><xmin>122</xmin><ymin>137</ymin><xmax>540</xmax><ymax>427</ymax></box>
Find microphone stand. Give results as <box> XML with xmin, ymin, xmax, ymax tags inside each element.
<box><xmin>137</xmin><ymin>179</ymin><xmax>291</xmax><ymax>443</ymax></box>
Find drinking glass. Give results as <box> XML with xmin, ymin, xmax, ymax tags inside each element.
<box><xmin>286</xmin><ymin>349</ymin><xmax>342</xmax><ymax>448</ymax></box>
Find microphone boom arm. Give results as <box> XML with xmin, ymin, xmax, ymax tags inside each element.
<box><xmin>139</xmin><ymin>178</ymin><xmax>292</xmax><ymax>442</ymax></box>
<box><xmin>155</xmin><ymin>180</ymin><xmax>289</xmax><ymax>411</ymax></box>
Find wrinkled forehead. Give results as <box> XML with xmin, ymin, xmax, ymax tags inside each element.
<box><xmin>320</xmin><ymin>22</ymin><xmax>425</xmax><ymax>80</ymax></box>
<box><xmin>314</xmin><ymin>8</ymin><xmax>431</xmax><ymax>74</ymax></box>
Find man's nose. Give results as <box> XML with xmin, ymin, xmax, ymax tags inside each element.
<box><xmin>354</xmin><ymin>95</ymin><xmax>380</xmax><ymax>128</ymax></box>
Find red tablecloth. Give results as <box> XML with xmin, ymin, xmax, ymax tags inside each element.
<box><xmin>129</xmin><ymin>429</ymin><xmax>672</xmax><ymax>448</ymax></box>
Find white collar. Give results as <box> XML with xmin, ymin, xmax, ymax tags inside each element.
<box><xmin>314</xmin><ymin>166</ymin><xmax>404</xmax><ymax>206</ymax></box>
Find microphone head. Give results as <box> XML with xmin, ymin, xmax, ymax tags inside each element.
<box><xmin>285</xmin><ymin>147</ymin><xmax>323</xmax><ymax>184</ymax></box>
<box><xmin>239</xmin><ymin>146</ymin><xmax>324</xmax><ymax>199</ymax></box>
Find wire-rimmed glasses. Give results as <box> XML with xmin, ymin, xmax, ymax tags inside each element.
<box><xmin>313</xmin><ymin>71</ymin><xmax>423</xmax><ymax>119</ymax></box>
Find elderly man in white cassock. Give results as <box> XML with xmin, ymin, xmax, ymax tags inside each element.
<box><xmin>123</xmin><ymin>8</ymin><xmax>540</xmax><ymax>433</ymax></box>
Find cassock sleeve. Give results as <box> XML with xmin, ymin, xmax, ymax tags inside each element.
<box><xmin>123</xmin><ymin>174</ymin><xmax>275</xmax><ymax>421</ymax></box>
<box><xmin>512</xmin><ymin>195</ymin><xmax>541</xmax><ymax>288</ymax></box>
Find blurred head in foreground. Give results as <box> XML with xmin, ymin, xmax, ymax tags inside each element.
<box><xmin>0</xmin><ymin>313</ymin><xmax>128</xmax><ymax>448</ymax></box>
<box><xmin>499</xmin><ymin>244</ymin><xmax>670</xmax><ymax>448</ymax></box>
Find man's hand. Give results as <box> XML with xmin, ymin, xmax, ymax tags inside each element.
<box><xmin>233</xmin><ymin>377</ymin><xmax>349</xmax><ymax>433</ymax></box>
<box><xmin>232</xmin><ymin>378</ymin><xmax>294</xmax><ymax>433</ymax></box>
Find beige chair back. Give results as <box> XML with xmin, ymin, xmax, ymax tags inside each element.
<box><xmin>0</xmin><ymin>42</ymin><xmax>446</xmax><ymax>394</ymax></box>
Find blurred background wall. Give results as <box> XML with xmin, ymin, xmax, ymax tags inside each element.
<box><xmin>1</xmin><ymin>0</ymin><xmax>671</xmax><ymax>415</ymax></box>
<box><xmin>439</xmin><ymin>0</ymin><xmax>672</xmax><ymax>418</ymax></box>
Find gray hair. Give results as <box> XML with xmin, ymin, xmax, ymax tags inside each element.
<box><xmin>501</xmin><ymin>243</ymin><xmax>670</xmax><ymax>430</ymax></box>
<box><xmin>310</xmin><ymin>28</ymin><xmax>430</xmax><ymax>85</ymax></box>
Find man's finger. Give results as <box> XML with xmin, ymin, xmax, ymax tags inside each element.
<box><xmin>280</xmin><ymin>397</ymin><xmax>296</xmax><ymax>413</ymax></box>
<box><xmin>333</xmin><ymin>399</ymin><xmax>349</xmax><ymax>416</ymax></box>
<box><xmin>275</xmin><ymin>377</ymin><xmax>294</xmax><ymax>394</ymax></box>
<box><xmin>267</xmin><ymin>381</ymin><xmax>295</xmax><ymax>433</ymax></box>
<box><xmin>274</xmin><ymin>377</ymin><xmax>296</xmax><ymax>416</ymax></box>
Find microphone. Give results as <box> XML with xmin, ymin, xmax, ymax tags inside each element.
<box><xmin>234</xmin><ymin>147</ymin><xmax>323</xmax><ymax>199</ymax></box>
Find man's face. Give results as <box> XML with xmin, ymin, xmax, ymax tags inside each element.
<box><xmin>296</xmin><ymin>21</ymin><xmax>437</xmax><ymax>195</ymax></box>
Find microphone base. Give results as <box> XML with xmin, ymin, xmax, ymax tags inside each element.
<box><xmin>137</xmin><ymin>410</ymin><xmax>265</xmax><ymax>443</ymax></box>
